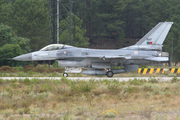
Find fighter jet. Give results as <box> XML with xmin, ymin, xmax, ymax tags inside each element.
<box><xmin>12</xmin><ymin>22</ymin><xmax>173</xmax><ymax>77</ymax></box>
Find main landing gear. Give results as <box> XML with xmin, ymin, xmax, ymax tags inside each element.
<box><xmin>63</xmin><ymin>73</ymin><xmax>68</xmax><ymax>77</ymax></box>
<box><xmin>106</xmin><ymin>70</ymin><xmax>114</xmax><ymax>77</ymax></box>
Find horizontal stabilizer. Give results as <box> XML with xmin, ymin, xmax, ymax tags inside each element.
<box><xmin>144</xmin><ymin>57</ymin><xmax>168</xmax><ymax>62</ymax></box>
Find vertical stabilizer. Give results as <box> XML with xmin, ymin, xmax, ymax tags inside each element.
<box><xmin>136</xmin><ymin>22</ymin><xmax>173</xmax><ymax>46</ymax></box>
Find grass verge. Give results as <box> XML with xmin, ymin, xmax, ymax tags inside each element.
<box><xmin>0</xmin><ymin>77</ymin><xmax>180</xmax><ymax>119</ymax></box>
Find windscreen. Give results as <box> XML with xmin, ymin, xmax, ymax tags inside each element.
<box><xmin>40</xmin><ymin>44</ymin><xmax>64</xmax><ymax>51</ymax></box>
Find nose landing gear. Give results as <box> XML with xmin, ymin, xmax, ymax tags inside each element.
<box><xmin>63</xmin><ymin>73</ymin><xmax>68</xmax><ymax>77</ymax></box>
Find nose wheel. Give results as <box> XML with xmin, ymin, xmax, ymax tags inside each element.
<box><xmin>63</xmin><ymin>73</ymin><xmax>68</xmax><ymax>77</ymax></box>
<box><xmin>106</xmin><ymin>71</ymin><xmax>114</xmax><ymax>77</ymax></box>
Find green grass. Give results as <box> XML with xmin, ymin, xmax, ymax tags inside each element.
<box><xmin>0</xmin><ymin>77</ymin><xmax>180</xmax><ymax>119</ymax></box>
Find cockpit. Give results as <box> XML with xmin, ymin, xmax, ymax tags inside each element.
<box><xmin>40</xmin><ymin>44</ymin><xmax>64</xmax><ymax>51</ymax></box>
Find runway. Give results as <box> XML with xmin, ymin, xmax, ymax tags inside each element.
<box><xmin>0</xmin><ymin>77</ymin><xmax>179</xmax><ymax>82</ymax></box>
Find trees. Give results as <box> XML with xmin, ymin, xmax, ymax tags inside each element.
<box><xmin>163</xmin><ymin>0</ymin><xmax>180</xmax><ymax>64</ymax></box>
<box><xmin>59</xmin><ymin>15</ymin><xmax>89</xmax><ymax>47</ymax></box>
<box><xmin>75</xmin><ymin>0</ymin><xmax>98</xmax><ymax>42</ymax></box>
<box><xmin>114</xmin><ymin>0</ymin><xmax>142</xmax><ymax>38</ymax></box>
<box><xmin>0</xmin><ymin>23</ymin><xmax>14</xmax><ymax>47</ymax></box>
<box><xmin>0</xmin><ymin>44</ymin><xmax>22</xmax><ymax>66</ymax></box>
<box><xmin>96</xmin><ymin>0</ymin><xmax>123</xmax><ymax>39</ymax></box>
<box><xmin>0</xmin><ymin>23</ymin><xmax>31</xmax><ymax>66</ymax></box>
<box><xmin>0</xmin><ymin>0</ymin><xmax>5</xmax><ymax>23</ymax></box>
<box><xmin>0</xmin><ymin>23</ymin><xmax>30</xmax><ymax>53</ymax></box>
<box><xmin>1</xmin><ymin>0</ymin><xmax>180</xmax><ymax>64</ymax></box>
<box><xmin>164</xmin><ymin>22</ymin><xmax>180</xmax><ymax>65</ymax></box>
<box><xmin>4</xmin><ymin>0</ymin><xmax>49</xmax><ymax>51</ymax></box>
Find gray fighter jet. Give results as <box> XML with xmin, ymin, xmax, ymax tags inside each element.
<box><xmin>12</xmin><ymin>22</ymin><xmax>173</xmax><ymax>77</ymax></box>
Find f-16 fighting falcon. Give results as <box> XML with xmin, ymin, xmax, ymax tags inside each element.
<box><xmin>12</xmin><ymin>22</ymin><xmax>173</xmax><ymax>77</ymax></box>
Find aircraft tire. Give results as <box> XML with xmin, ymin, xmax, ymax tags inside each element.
<box><xmin>106</xmin><ymin>71</ymin><xmax>114</xmax><ymax>77</ymax></box>
<box><xmin>63</xmin><ymin>73</ymin><xmax>68</xmax><ymax>77</ymax></box>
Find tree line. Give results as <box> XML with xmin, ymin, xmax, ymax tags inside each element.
<box><xmin>76</xmin><ymin>0</ymin><xmax>180</xmax><ymax>63</ymax></box>
<box><xmin>0</xmin><ymin>0</ymin><xmax>180</xmax><ymax>66</ymax></box>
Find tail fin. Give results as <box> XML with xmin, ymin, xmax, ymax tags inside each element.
<box><xmin>123</xmin><ymin>22</ymin><xmax>173</xmax><ymax>51</ymax></box>
<box><xmin>136</xmin><ymin>22</ymin><xmax>173</xmax><ymax>46</ymax></box>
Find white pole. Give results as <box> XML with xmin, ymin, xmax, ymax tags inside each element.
<box><xmin>57</xmin><ymin>0</ymin><xmax>59</xmax><ymax>44</ymax></box>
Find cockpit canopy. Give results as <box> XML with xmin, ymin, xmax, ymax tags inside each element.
<box><xmin>40</xmin><ymin>44</ymin><xmax>64</xmax><ymax>51</ymax></box>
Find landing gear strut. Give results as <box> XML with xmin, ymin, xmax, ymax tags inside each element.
<box><xmin>106</xmin><ymin>70</ymin><xmax>114</xmax><ymax>77</ymax></box>
<box><xmin>63</xmin><ymin>73</ymin><xmax>68</xmax><ymax>77</ymax></box>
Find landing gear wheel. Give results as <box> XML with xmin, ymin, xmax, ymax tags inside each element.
<box><xmin>106</xmin><ymin>71</ymin><xmax>114</xmax><ymax>77</ymax></box>
<box><xmin>63</xmin><ymin>73</ymin><xmax>68</xmax><ymax>77</ymax></box>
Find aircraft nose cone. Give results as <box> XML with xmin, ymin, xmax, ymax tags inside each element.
<box><xmin>13</xmin><ymin>53</ymin><xmax>32</xmax><ymax>61</ymax></box>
